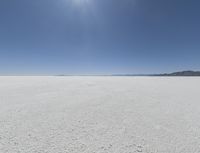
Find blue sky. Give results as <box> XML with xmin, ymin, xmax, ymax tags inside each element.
<box><xmin>0</xmin><ymin>0</ymin><xmax>200</xmax><ymax>75</ymax></box>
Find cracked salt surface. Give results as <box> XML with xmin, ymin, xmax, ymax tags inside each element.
<box><xmin>0</xmin><ymin>76</ymin><xmax>200</xmax><ymax>153</ymax></box>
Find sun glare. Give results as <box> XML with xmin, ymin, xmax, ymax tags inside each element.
<box><xmin>73</xmin><ymin>0</ymin><xmax>91</xmax><ymax>5</ymax></box>
<box><xmin>71</xmin><ymin>0</ymin><xmax>95</xmax><ymax>12</ymax></box>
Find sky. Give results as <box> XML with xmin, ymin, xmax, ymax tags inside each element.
<box><xmin>0</xmin><ymin>0</ymin><xmax>200</xmax><ymax>75</ymax></box>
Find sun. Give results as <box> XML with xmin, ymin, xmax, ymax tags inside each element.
<box><xmin>69</xmin><ymin>0</ymin><xmax>95</xmax><ymax>14</ymax></box>
<box><xmin>73</xmin><ymin>0</ymin><xmax>91</xmax><ymax>5</ymax></box>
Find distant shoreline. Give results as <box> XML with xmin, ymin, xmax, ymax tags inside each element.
<box><xmin>57</xmin><ymin>71</ymin><xmax>200</xmax><ymax>77</ymax></box>
<box><xmin>0</xmin><ymin>71</ymin><xmax>200</xmax><ymax>77</ymax></box>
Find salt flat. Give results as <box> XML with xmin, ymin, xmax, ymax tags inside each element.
<box><xmin>0</xmin><ymin>76</ymin><xmax>200</xmax><ymax>153</ymax></box>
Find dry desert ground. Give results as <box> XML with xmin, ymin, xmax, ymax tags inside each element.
<box><xmin>0</xmin><ymin>76</ymin><xmax>200</xmax><ymax>153</ymax></box>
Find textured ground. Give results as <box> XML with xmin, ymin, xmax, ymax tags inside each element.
<box><xmin>0</xmin><ymin>76</ymin><xmax>200</xmax><ymax>153</ymax></box>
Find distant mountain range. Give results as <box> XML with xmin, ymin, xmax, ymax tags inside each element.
<box><xmin>57</xmin><ymin>71</ymin><xmax>200</xmax><ymax>77</ymax></box>
<box><xmin>156</xmin><ymin>71</ymin><xmax>200</xmax><ymax>76</ymax></box>
<box><xmin>112</xmin><ymin>71</ymin><xmax>200</xmax><ymax>76</ymax></box>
